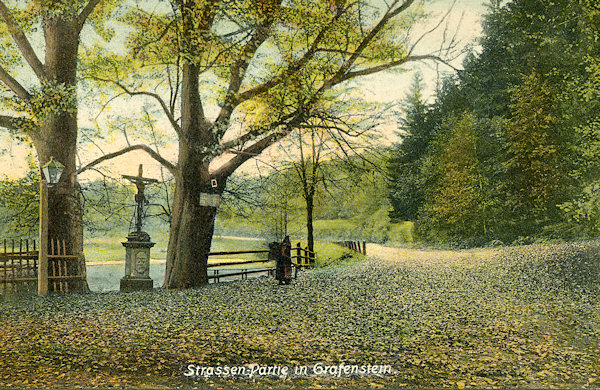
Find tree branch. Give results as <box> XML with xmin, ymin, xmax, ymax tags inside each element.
<box><xmin>214</xmin><ymin>12</ymin><xmax>280</xmax><ymax>136</ymax></box>
<box><xmin>325</xmin><ymin>0</ymin><xmax>416</xmax><ymax>86</ymax></box>
<box><xmin>218</xmin><ymin>130</ymin><xmax>259</xmax><ymax>152</ymax></box>
<box><xmin>77</xmin><ymin>0</ymin><xmax>102</xmax><ymax>31</ymax></box>
<box><xmin>132</xmin><ymin>18</ymin><xmax>177</xmax><ymax>58</ymax></box>
<box><xmin>93</xmin><ymin>77</ymin><xmax>182</xmax><ymax>137</ymax></box>
<box><xmin>311</xmin><ymin>0</ymin><xmax>456</xmax><ymax>100</ymax></box>
<box><xmin>0</xmin><ymin>114</ymin><xmax>17</xmax><ymax>130</ymax></box>
<box><xmin>233</xmin><ymin>7</ymin><xmax>346</xmax><ymax>104</ymax></box>
<box><xmin>0</xmin><ymin>0</ymin><xmax>46</xmax><ymax>80</ymax></box>
<box><xmin>215</xmin><ymin>132</ymin><xmax>285</xmax><ymax>179</ymax></box>
<box><xmin>406</xmin><ymin>0</ymin><xmax>455</xmax><ymax>57</ymax></box>
<box><xmin>0</xmin><ymin>114</ymin><xmax>40</xmax><ymax>146</ymax></box>
<box><xmin>0</xmin><ymin>64</ymin><xmax>30</xmax><ymax>100</ymax></box>
<box><xmin>339</xmin><ymin>55</ymin><xmax>457</xmax><ymax>83</ymax></box>
<box><xmin>214</xmin><ymin>108</ymin><xmax>301</xmax><ymax>158</ymax></box>
<box><xmin>77</xmin><ymin>144</ymin><xmax>177</xmax><ymax>175</ymax></box>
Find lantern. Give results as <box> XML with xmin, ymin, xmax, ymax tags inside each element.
<box><xmin>41</xmin><ymin>157</ymin><xmax>64</xmax><ymax>185</ymax></box>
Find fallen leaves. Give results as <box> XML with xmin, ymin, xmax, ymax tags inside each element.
<box><xmin>0</xmin><ymin>242</ymin><xmax>598</xmax><ymax>388</ymax></box>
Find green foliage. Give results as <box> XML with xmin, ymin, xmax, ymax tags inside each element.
<box><xmin>388</xmin><ymin>74</ymin><xmax>432</xmax><ymax>222</ymax></box>
<box><xmin>387</xmin><ymin>0</ymin><xmax>600</xmax><ymax>246</ymax></box>
<box><xmin>0</xmin><ymin>166</ymin><xmax>173</xmax><ymax>239</ymax></box>
<box><xmin>387</xmin><ymin>221</ymin><xmax>414</xmax><ymax>244</ymax></box>
<box><xmin>9</xmin><ymin>81</ymin><xmax>77</xmax><ymax>130</ymax></box>
<box><xmin>106</xmin><ymin>0</ymin><xmax>427</xmax><ymax>139</ymax></box>
<box><xmin>505</xmin><ymin>71</ymin><xmax>562</xmax><ymax>232</ymax></box>
<box><xmin>419</xmin><ymin>113</ymin><xmax>487</xmax><ymax>242</ymax></box>
<box><xmin>215</xmin><ymin>151</ymin><xmax>409</xmax><ymax>244</ymax></box>
<box><xmin>0</xmin><ymin>157</ymin><xmax>39</xmax><ymax>237</ymax></box>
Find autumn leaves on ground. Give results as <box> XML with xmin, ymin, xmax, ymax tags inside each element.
<box><xmin>1</xmin><ymin>243</ymin><xmax>599</xmax><ymax>389</ymax></box>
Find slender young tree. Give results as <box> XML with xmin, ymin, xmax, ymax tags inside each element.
<box><xmin>289</xmin><ymin>125</ymin><xmax>325</xmax><ymax>255</ymax></box>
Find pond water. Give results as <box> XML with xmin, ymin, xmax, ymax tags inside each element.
<box><xmin>86</xmin><ymin>263</ymin><xmax>272</xmax><ymax>291</ymax></box>
<box><xmin>86</xmin><ymin>262</ymin><xmax>166</xmax><ymax>292</ymax></box>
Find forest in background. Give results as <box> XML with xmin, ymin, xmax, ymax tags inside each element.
<box><xmin>388</xmin><ymin>0</ymin><xmax>600</xmax><ymax>247</ymax></box>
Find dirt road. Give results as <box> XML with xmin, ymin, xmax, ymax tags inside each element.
<box><xmin>366</xmin><ymin>242</ymin><xmax>501</xmax><ymax>267</ymax></box>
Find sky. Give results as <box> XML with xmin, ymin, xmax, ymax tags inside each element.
<box><xmin>1</xmin><ymin>0</ymin><xmax>488</xmax><ymax>180</ymax></box>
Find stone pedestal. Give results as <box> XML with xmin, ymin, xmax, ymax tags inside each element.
<box><xmin>120</xmin><ymin>231</ymin><xmax>155</xmax><ymax>292</ymax></box>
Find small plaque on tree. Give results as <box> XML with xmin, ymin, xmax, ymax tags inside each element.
<box><xmin>199</xmin><ymin>193</ymin><xmax>221</xmax><ymax>208</ymax></box>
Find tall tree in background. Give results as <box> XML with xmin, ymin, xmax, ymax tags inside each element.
<box><xmin>388</xmin><ymin>73</ymin><xmax>431</xmax><ymax>222</ymax></box>
<box><xmin>0</xmin><ymin>0</ymin><xmax>119</xmax><ymax>291</ymax></box>
<box><xmin>90</xmin><ymin>0</ymin><xmax>457</xmax><ymax>288</ymax></box>
<box><xmin>505</xmin><ymin>71</ymin><xmax>561</xmax><ymax>234</ymax></box>
<box><xmin>419</xmin><ymin>113</ymin><xmax>487</xmax><ymax>243</ymax></box>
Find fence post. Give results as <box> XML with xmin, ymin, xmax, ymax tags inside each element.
<box><xmin>38</xmin><ymin>179</ymin><xmax>48</xmax><ymax>296</ymax></box>
<box><xmin>304</xmin><ymin>245</ymin><xmax>308</xmax><ymax>267</ymax></box>
<box><xmin>362</xmin><ymin>241</ymin><xmax>367</xmax><ymax>255</ymax></box>
<box><xmin>296</xmin><ymin>243</ymin><xmax>302</xmax><ymax>267</ymax></box>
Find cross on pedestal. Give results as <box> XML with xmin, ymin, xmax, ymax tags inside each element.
<box><xmin>122</xmin><ymin>164</ymin><xmax>158</xmax><ymax>233</ymax></box>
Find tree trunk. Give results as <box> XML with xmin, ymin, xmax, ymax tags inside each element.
<box><xmin>36</xmin><ymin>16</ymin><xmax>88</xmax><ymax>292</ymax></box>
<box><xmin>306</xmin><ymin>193</ymin><xmax>315</xmax><ymax>255</ymax></box>
<box><xmin>163</xmin><ymin>173</ymin><xmax>217</xmax><ymax>288</ymax></box>
<box><xmin>163</xmin><ymin>61</ymin><xmax>219</xmax><ymax>289</ymax></box>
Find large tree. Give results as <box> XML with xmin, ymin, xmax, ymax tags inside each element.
<box><xmin>89</xmin><ymin>0</ymin><xmax>456</xmax><ymax>288</ymax></box>
<box><xmin>0</xmin><ymin>0</ymin><xmax>119</xmax><ymax>291</ymax></box>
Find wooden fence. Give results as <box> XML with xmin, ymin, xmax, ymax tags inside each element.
<box><xmin>207</xmin><ymin>249</ymin><xmax>273</xmax><ymax>283</ymax></box>
<box><xmin>334</xmin><ymin>240</ymin><xmax>367</xmax><ymax>255</ymax></box>
<box><xmin>2</xmin><ymin>238</ymin><xmax>317</xmax><ymax>290</ymax></box>
<box><xmin>292</xmin><ymin>243</ymin><xmax>315</xmax><ymax>268</ymax></box>
<box><xmin>0</xmin><ymin>239</ymin><xmax>38</xmax><ymax>294</ymax></box>
<box><xmin>207</xmin><ymin>241</ymin><xmax>316</xmax><ymax>283</ymax></box>
<box><xmin>47</xmin><ymin>239</ymin><xmax>85</xmax><ymax>292</ymax></box>
<box><xmin>0</xmin><ymin>238</ymin><xmax>85</xmax><ymax>294</ymax></box>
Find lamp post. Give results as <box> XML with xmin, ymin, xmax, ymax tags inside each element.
<box><xmin>38</xmin><ymin>157</ymin><xmax>64</xmax><ymax>296</ymax></box>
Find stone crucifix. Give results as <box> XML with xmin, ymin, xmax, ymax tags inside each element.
<box><xmin>122</xmin><ymin>164</ymin><xmax>158</xmax><ymax>233</ymax></box>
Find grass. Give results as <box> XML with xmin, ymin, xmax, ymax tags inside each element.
<box><xmin>84</xmin><ymin>233</ymin><xmax>272</xmax><ymax>292</ymax></box>
<box><xmin>83</xmin><ymin>215</ymin><xmax>415</xmax><ymax>266</ymax></box>
<box><xmin>311</xmin><ymin>241</ymin><xmax>365</xmax><ymax>268</ymax></box>
<box><xmin>387</xmin><ymin>221</ymin><xmax>415</xmax><ymax>245</ymax></box>
<box><xmin>0</xmin><ymin>241</ymin><xmax>598</xmax><ymax>389</ymax></box>
<box><xmin>312</xmin><ymin>219</ymin><xmax>414</xmax><ymax>245</ymax></box>
<box><xmin>85</xmin><ymin>234</ymin><xmax>269</xmax><ymax>264</ymax></box>
<box><xmin>215</xmin><ymin>216</ymin><xmax>416</xmax><ymax>245</ymax></box>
